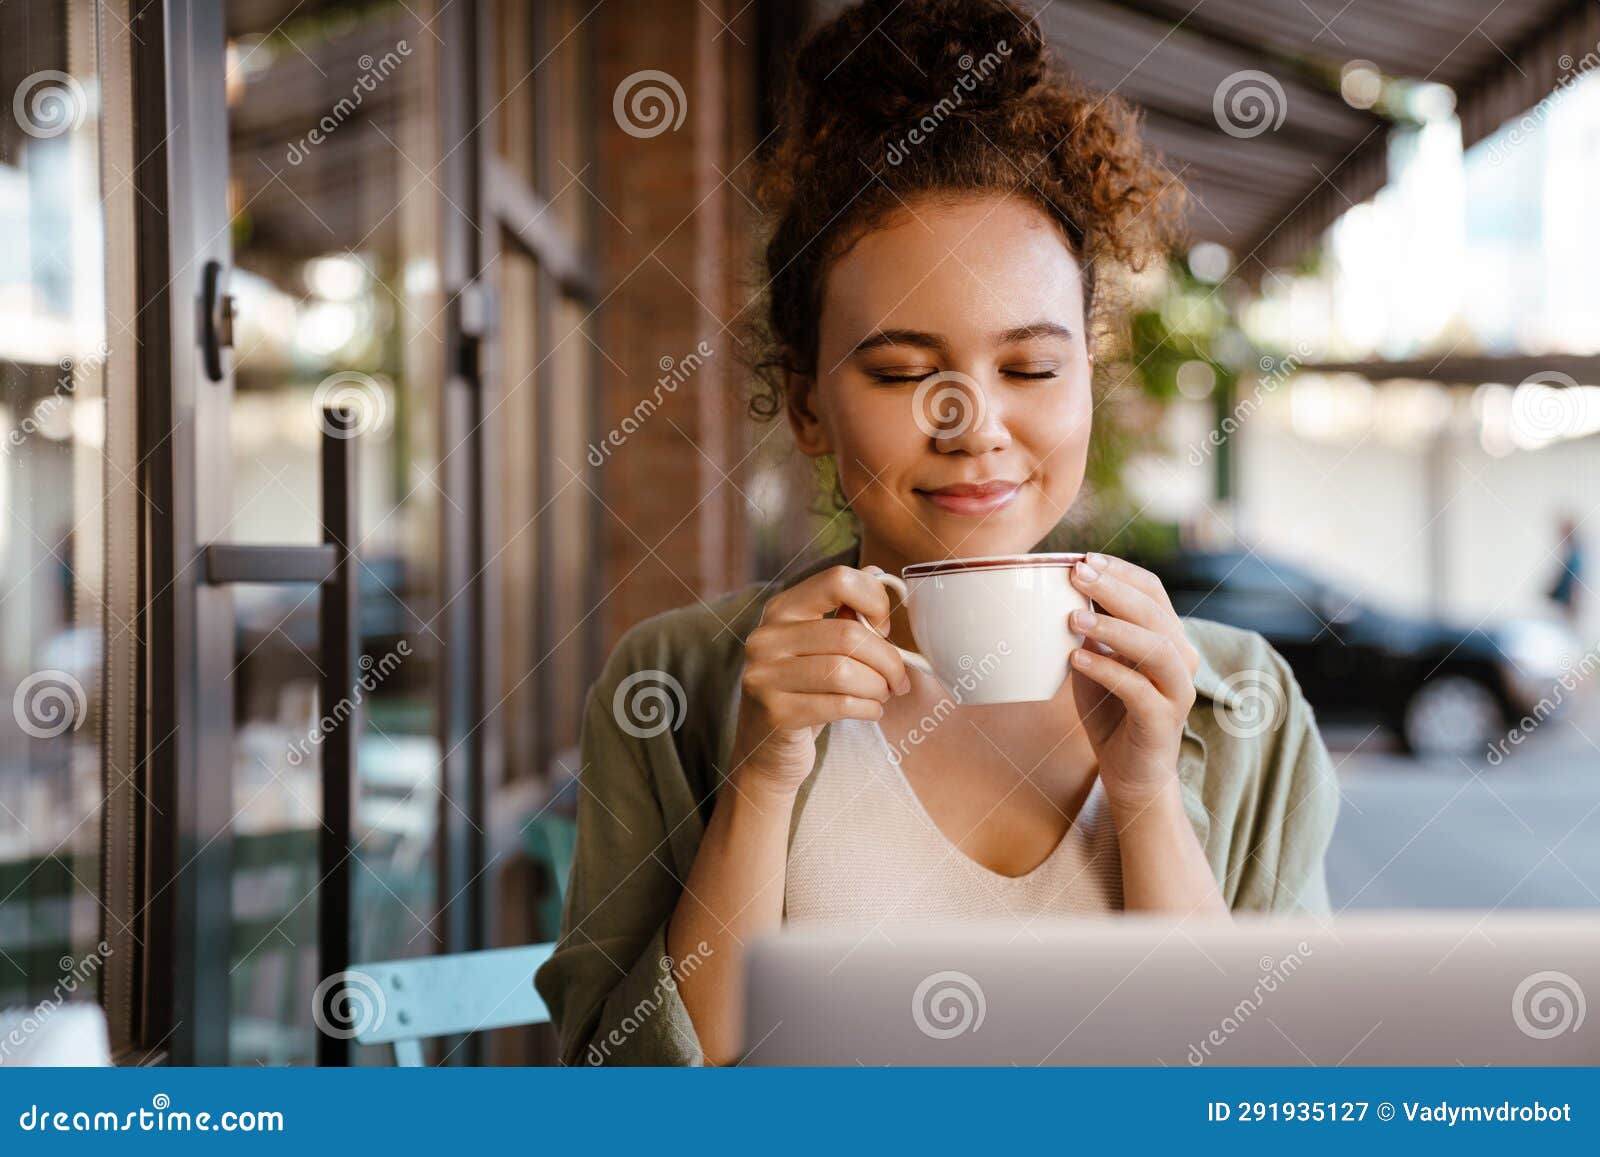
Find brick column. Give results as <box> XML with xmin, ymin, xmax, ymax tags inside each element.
<box><xmin>594</xmin><ymin>0</ymin><xmax>757</xmax><ymax>648</ymax></box>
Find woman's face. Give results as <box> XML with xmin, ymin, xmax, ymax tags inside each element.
<box><xmin>791</xmin><ymin>193</ymin><xmax>1093</xmax><ymax>571</ymax></box>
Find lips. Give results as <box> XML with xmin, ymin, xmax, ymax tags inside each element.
<box><xmin>915</xmin><ymin>480</ymin><xmax>1021</xmax><ymax>516</ymax></box>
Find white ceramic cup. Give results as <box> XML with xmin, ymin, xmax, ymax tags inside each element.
<box><xmin>870</xmin><ymin>553</ymin><xmax>1089</xmax><ymax>705</ymax></box>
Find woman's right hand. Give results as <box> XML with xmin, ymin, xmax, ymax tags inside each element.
<box><xmin>729</xmin><ymin>565</ymin><xmax>912</xmax><ymax>795</ymax></box>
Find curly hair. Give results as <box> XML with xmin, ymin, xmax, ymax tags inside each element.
<box><xmin>746</xmin><ymin>0</ymin><xmax>1182</xmax><ymax>423</ymax></box>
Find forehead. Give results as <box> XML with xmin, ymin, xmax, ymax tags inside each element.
<box><xmin>819</xmin><ymin>194</ymin><xmax>1085</xmax><ymax>349</ymax></box>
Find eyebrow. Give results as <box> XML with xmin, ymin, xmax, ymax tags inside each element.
<box><xmin>850</xmin><ymin>320</ymin><xmax>1074</xmax><ymax>357</ymax></box>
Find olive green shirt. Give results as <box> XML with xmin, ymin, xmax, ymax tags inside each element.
<box><xmin>534</xmin><ymin>541</ymin><xmax>1341</xmax><ymax>1066</ymax></box>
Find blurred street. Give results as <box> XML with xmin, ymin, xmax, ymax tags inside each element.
<box><xmin>1326</xmin><ymin>690</ymin><xmax>1600</xmax><ymax>910</ymax></box>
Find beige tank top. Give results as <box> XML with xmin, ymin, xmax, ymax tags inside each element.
<box><xmin>784</xmin><ymin>717</ymin><xmax>1123</xmax><ymax>924</ymax></box>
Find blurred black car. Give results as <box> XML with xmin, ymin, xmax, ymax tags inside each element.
<box><xmin>1142</xmin><ymin>549</ymin><xmax>1578</xmax><ymax>760</ymax></box>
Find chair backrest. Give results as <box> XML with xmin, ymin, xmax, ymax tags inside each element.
<box><xmin>524</xmin><ymin>813</ymin><xmax>577</xmax><ymax>937</ymax></box>
<box><xmin>353</xmin><ymin>943</ymin><xmax>556</xmax><ymax>1066</ymax></box>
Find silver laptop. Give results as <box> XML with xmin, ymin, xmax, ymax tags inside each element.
<box><xmin>742</xmin><ymin>913</ymin><xmax>1598</xmax><ymax>1065</ymax></box>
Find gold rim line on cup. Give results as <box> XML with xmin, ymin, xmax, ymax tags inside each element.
<box><xmin>899</xmin><ymin>551</ymin><xmax>1086</xmax><ymax>579</ymax></box>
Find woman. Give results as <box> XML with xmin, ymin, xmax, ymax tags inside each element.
<box><xmin>536</xmin><ymin>0</ymin><xmax>1339</xmax><ymax>1066</ymax></box>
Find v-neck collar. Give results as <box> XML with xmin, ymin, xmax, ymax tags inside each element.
<box><xmin>865</xmin><ymin>718</ymin><xmax>1110</xmax><ymax>884</ymax></box>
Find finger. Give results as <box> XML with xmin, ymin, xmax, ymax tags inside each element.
<box><xmin>1070</xmin><ymin>609</ymin><xmax>1191</xmax><ymax>697</ymax></box>
<box><xmin>1068</xmin><ymin>646</ymin><xmax>1164</xmax><ymax>717</ymax></box>
<box><xmin>763</xmin><ymin>565</ymin><xmax>895</xmax><ymax>635</ymax></box>
<box><xmin>1072</xmin><ymin>561</ymin><xmax>1172</xmax><ymax>632</ymax></box>
<box><xmin>1070</xmin><ymin>658</ymin><xmax>1119</xmax><ymax>715</ymax></box>
<box><xmin>1083</xmin><ymin>553</ymin><xmax>1174</xmax><ymax>610</ymax></box>
<box><xmin>834</xmin><ymin>562</ymin><xmax>900</xmax><ymax>642</ymax></box>
<box><xmin>749</xmin><ymin>618</ymin><xmax>909</xmax><ymax>692</ymax></box>
<box><xmin>762</xmin><ymin>654</ymin><xmax>896</xmax><ymax>703</ymax></box>
<box><xmin>1076</xmin><ymin>563</ymin><xmax>1200</xmax><ymax>672</ymax></box>
<box><xmin>765</xmin><ymin>690</ymin><xmax>885</xmax><ymax>729</ymax></box>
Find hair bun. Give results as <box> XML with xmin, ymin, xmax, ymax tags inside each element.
<box><xmin>795</xmin><ymin>0</ymin><xmax>1046</xmax><ymax>140</ymax></box>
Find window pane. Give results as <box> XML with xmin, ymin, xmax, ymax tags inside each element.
<box><xmin>0</xmin><ymin>1</ymin><xmax>108</xmax><ymax>1023</ymax></box>
<box><xmin>496</xmin><ymin>246</ymin><xmax>541</xmax><ymax>780</ymax></box>
<box><xmin>542</xmin><ymin>0</ymin><xmax>591</xmax><ymax>242</ymax></box>
<box><xmin>546</xmin><ymin>293</ymin><xmax>595</xmax><ymax>759</ymax></box>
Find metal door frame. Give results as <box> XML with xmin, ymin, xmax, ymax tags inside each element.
<box><xmin>134</xmin><ymin>0</ymin><xmax>383</xmax><ymax>1068</ymax></box>
<box><xmin>131</xmin><ymin>0</ymin><xmax>236</xmax><ymax>1066</ymax></box>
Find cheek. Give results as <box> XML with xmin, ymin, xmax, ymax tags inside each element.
<box><xmin>1022</xmin><ymin>383</ymin><xmax>1093</xmax><ymax>477</ymax></box>
<box><xmin>827</xmin><ymin>390</ymin><xmax>920</xmax><ymax>477</ymax></box>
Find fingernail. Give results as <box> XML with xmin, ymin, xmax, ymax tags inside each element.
<box><xmin>1073</xmin><ymin>610</ymin><xmax>1097</xmax><ymax>629</ymax></box>
<box><xmin>1087</xmin><ymin>553</ymin><xmax>1108</xmax><ymax>569</ymax></box>
<box><xmin>897</xmin><ymin>673</ymin><xmax>912</xmax><ymax>695</ymax></box>
<box><xmin>1072</xmin><ymin>649</ymin><xmax>1092</xmax><ymax>667</ymax></box>
<box><xmin>1076</xmin><ymin>563</ymin><xmax>1098</xmax><ymax>582</ymax></box>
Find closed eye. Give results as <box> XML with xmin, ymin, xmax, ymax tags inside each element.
<box><xmin>867</xmin><ymin>365</ymin><xmax>1060</xmax><ymax>383</ymax></box>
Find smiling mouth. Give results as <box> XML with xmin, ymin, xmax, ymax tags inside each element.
<box><xmin>915</xmin><ymin>480</ymin><xmax>1022</xmax><ymax>515</ymax></box>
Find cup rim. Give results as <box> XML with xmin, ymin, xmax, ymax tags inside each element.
<box><xmin>901</xmin><ymin>551</ymin><xmax>1085</xmax><ymax>578</ymax></box>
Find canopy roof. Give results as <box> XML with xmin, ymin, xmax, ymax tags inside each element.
<box><xmin>816</xmin><ymin>0</ymin><xmax>1600</xmax><ymax>279</ymax></box>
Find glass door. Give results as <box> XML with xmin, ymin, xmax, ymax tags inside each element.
<box><xmin>217</xmin><ymin>1</ymin><xmax>448</xmax><ymax>1069</ymax></box>
<box><xmin>0</xmin><ymin>0</ymin><xmax>158</xmax><ymax>1065</ymax></box>
<box><xmin>0</xmin><ymin>0</ymin><xmax>113</xmax><ymax>1041</ymax></box>
<box><xmin>147</xmin><ymin>0</ymin><xmax>458</xmax><ymax>1066</ymax></box>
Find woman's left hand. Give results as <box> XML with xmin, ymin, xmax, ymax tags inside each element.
<box><xmin>1066</xmin><ymin>552</ymin><xmax>1200</xmax><ymax>816</ymax></box>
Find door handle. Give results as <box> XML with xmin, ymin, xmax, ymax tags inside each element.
<box><xmin>202</xmin><ymin>403</ymin><xmax>362</xmax><ymax>1066</ymax></box>
<box><xmin>199</xmin><ymin>260</ymin><xmax>236</xmax><ymax>383</ymax></box>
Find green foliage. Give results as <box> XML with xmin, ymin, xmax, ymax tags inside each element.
<box><xmin>1064</xmin><ymin>258</ymin><xmax>1243</xmax><ymax>557</ymax></box>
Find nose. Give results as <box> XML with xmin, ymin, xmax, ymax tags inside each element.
<box><xmin>915</xmin><ymin>370</ymin><xmax>1010</xmax><ymax>455</ymax></box>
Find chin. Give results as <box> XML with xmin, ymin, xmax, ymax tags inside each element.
<box><xmin>930</xmin><ymin>510</ymin><xmax>1060</xmax><ymax>559</ymax></box>
<box><xmin>864</xmin><ymin>500</ymin><xmax>1059</xmax><ymax>564</ymax></box>
<box><xmin>923</xmin><ymin>526</ymin><xmax>1042</xmax><ymax>561</ymax></box>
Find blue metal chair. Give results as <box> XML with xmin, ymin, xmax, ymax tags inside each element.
<box><xmin>524</xmin><ymin>813</ymin><xmax>578</xmax><ymax>939</ymax></box>
<box><xmin>353</xmin><ymin>943</ymin><xmax>556</xmax><ymax>1066</ymax></box>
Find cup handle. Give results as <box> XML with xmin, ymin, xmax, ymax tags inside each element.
<box><xmin>866</xmin><ymin>570</ymin><xmax>934</xmax><ymax>676</ymax></box>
